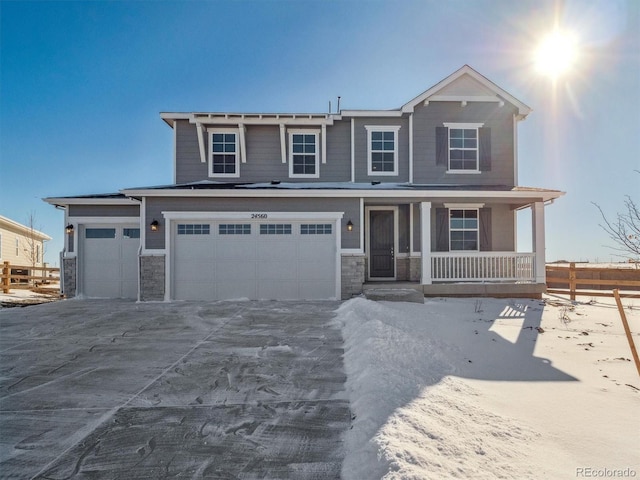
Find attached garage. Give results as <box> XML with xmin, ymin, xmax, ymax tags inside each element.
<box><xmin>79</xmin><ymin>225</ymin><xmax>139</xmax><ymax>298</ymax></box>
<box><xmin>167</xmin><ymin>213</ymin><xmax>341</xmax><ymax>301</ymax></box>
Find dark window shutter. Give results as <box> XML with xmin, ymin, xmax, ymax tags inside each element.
<box><xmin>479</xmin><ymin>127</ymin><xmax>491</xmax><ymax>171</ymax></box>
<box><xmin>479</xmin><ymin>208</ymin><xmax>492</xmax><ymax>251</ymax></box>
<box><xmin>435</xmin><ymin>208</ymin><xmax>449</xmax><ymax>252</ymax></box>
<box><xmin>436</xmin><ymin>127</ymin><xmax>448</xmax><ymax>167</ymax></box>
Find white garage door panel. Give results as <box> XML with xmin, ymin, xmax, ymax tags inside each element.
<box><xmin>81</xmin><ymin>226</ymin><xmax>139</xmax><ymax>299</ymax></box>
<box><xmin>299</xmin><ymin>281</ymin><xmax>334</xmax><ymax>300</ymax></box>
<box><xmin>172</xmin><ymin>219</ymin><xmax>337</xmax><ymax>301</ymax></box>
<box><xmin>121</xmin><ymin>237</ymin><xmax>139</xmax><ymax>298</ymax></box>
<box><xmin>258</xmin><ymin>281</ymin><xmax>299</xmax><ymax>300</ymax></box>
<box><xmin>216</xmin><ymin>280</ymin><xmax>257</xmax><ymax>300</ymax></box>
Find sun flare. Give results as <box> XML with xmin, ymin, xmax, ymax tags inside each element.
<box><xmin>535</xmin><ymin>30</ymin><xmax>579</xmax><ymax>79</ymax></box>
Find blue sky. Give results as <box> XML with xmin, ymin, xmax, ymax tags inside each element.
<box><xmin>1</xmin><ymin>0</ymin><xmax>638</xmax><ymax>265</ymax></box>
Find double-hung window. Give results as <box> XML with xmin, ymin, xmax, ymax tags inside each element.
<box><xmin>209</xmin><ymin>131</ymin><xmax>239</xmax><ymax>178</ymax></box>
<box><xmin>289</xmin><ymin>131</ymin><xmax>319</xmax><ymax>178</ymax></box>
<box><xmin>442</xmin><ymin>123</ymin><xmax>485</xmax><ymax>173</ymax></box>
<box><xmin>366</xmin><ymin>125</ymin><xmax>400</xmax><ymax>176</ymax></box>
<box><xmin>449</xmin><ymin>209</ymin><xmax>479</xmax><ymax>251</ymax></box>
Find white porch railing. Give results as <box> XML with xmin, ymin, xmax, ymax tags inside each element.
<box><xmin>431</xmin><ymin>252</ymin><xmax>536</xmax><ymax>282</ymax></box>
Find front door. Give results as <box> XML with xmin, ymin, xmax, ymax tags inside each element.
<box><xmin>369</xmin><ymin>210</ymin><xmax>395</xmax><ymax>278</ymax></box>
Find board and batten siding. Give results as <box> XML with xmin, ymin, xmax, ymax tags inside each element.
<box><xmin>174</xmin><ymin>121</ymin><xmax>352</xmax><ymax>184</ymax></box>
<box><xmin>144</xmin><ymin>196</ymin><xmax>361</xmax><ymax>250</ymax></box>
<box><xmin>412</xmin><ymin>102</ymin><xmax>517</xmax><ymax>186</ymax></box>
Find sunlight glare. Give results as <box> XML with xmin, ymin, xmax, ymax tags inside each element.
<box><xmin>535</xmin><ymin>30</ymin><xmax>579</xmax><ymax>79</ymax></box>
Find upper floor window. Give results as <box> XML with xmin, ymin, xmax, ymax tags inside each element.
<box><xmin>437</xmin><ymin>123</ymin><xmax>491</xmax><ymax>173</ymax></box>
<box><xmin>449</xmin><ymin>128</ymin><xmax>478</xmax><ymax>171</ymax></box>
<box><xmin>366</xmin><ymin>126</ymin><xmax>401</xmax><ymax>176</ymax></box>
<box><xmin>289</xmin><ymin>131</ymin><xmax>319</xmax><ymax>178</ymax></box>
<box><xmin>209</xmin><ymin>131</ymin><xmax>239</xmax><ymax>178</ymax></box>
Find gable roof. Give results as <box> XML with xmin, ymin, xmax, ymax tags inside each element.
<box><xmin>401</xmin><ymin>65</ymin><xmax>532</xmax><ymax>118</ymax></box>
<box><xmin>160</xmin><ymin>65</ymin><xmax>532</xmax><ymax>124</ymax></box>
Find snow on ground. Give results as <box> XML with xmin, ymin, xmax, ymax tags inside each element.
<box><xmin>336</xmin><ymin>295</ymin><xmax>640</xmax><ymax>480</ymax></box>
<box><xmin>0</xmin><ymin>286</ymin><xmax>60</xmax><ymax>307</ymax></box>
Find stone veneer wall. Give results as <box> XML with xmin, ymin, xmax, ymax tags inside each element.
<box><xmin>62</xmin><ymin>257</ymin><xmax>76</xmax><ymax>298</ymax></box>
<box><xmin>388</xmin><ymin>256</ymin><xmax>423</xmax><ymax>282</ymax></box>
<box><xmin>409</xmin><ymin>256</ymin><xmax>422</xmax><ymax>282</ymax></box>
<box><xmin>140</xmin><ymin>255</ymin><xmax>165</xmax><ymax>301</ymax></box>
<box><xmin>341</xmin><ymin>254</ymin><xmax>365</xmax><ymax>300</ymax></box>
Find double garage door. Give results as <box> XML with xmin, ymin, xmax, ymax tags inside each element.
<box><xmin>171</xmin><ymin>218</ymin><xmax>339</xmax><ymax>300</ymax></box>
<box><xmin>80</xmin><ymin>225</ymin><xmax>139</xmax><ymax>298</ymax></box>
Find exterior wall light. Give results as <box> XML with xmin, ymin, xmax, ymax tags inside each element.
<box><xmin>346</xmin><ymin>220</ymin><xmax>354</xmax><ymax>232</ymax></box>
<box><xmin>65</xmin><ymin>224</ymin><xmax>74</xmax><ymax>234</ymax></box>
<box><xmin>150</xmin><ymin>220</ymin><xmax>159</xmax><ymax>231</ymax></box>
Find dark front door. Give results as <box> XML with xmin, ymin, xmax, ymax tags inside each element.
<box><xmin>369</xmin><ymin>210</ymin><xmax>395</xmax><ymax>278</ymax></box>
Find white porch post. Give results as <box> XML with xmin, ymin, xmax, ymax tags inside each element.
<box><xmin>532</xmin><ymin>201</ymin><xmax>546</xmax><ymax>284</ymax></box>
<box><xmin>420</xmin><ymin>201</ymin><xmax>432</xmax><ymax>285</ymax></box>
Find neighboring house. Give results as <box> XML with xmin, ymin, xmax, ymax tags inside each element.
<box><xmin>45</xmin><ymin>65</ymin><xmax>563</xmax><ymax>301</ymax></box>
<box><xmin>0</xmin><ymin>215</ymin><xmax>51</xmax><ymax>282</ymax></box>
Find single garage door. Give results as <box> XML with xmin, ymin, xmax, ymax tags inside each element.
<box><xmin>172</xmin><ymin>219</ymin><xmax>338</xmax><ymax>300</ymax></box>
<box><xmin>81</xmin><ymin>225</ymin><xmax>139</xmax><ymax>298</ymax></box>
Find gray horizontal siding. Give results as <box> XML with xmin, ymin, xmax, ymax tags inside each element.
<box><xmin>412</xmin><ymin>102</ymin><xmax>517</xmax><ymax>186</ymax></box>
<box><xmin>145</xmin><ymin>196</ymin><xmax>361</xmax><ymax>250</ymax></box>
<box><xmin>175</xmin><ymin>121</ymin><xmax>352</xmax><ymax>184</ymax></box>
<box><xmin>173</xmin><ymin>103</ymin><xmax>517</xmax><ymax>187</ymax></box>
<box><xmin>174</xmin><ymin>119</ymin><xmax>202</xmax><ymax>184</ymax></box>
<box><xmin>353</xmin><ymin>117</ymin><xmax>410</xmax><ymax>183</ymax></box>
<box><xmin>68</xmin><ymin>204</ymin><xmax>140</xmax><ymax>217</ymax></box>
<box><xmin>428</xmin><ymin>202</ymin><xmax>515</xmax><ymax>251</ymax></box>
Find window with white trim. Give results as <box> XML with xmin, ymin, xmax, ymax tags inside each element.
<box><xmin>86</xmin><ymin>228</ymin><xmax>116</xmax><ymax>239</ymax></box>
<box><xmin>289</xmin><ymin>132</ymin><xmax>319</xmax><ymax>178</ymax></box>
<box><xmin>219</xmin><ymin>224</ymin><xmax>251</xmax><ymax>235</ymax></box>
<box><xmin>301</xmin><ymin>224</ymin><xmax>332</xmax><ymax>235</ymax></box>
<box><xmin>446</xmin><ymin>123</ymin><xmax>482</xmax><ymax>172</ymax></box>
<box><xmin>260</xmin><ymin>224</ymin><xmax>292</xmax><ymax>235</ymax></box>
<box><xmin>449</xmin><ymin>209</ymin><xmax>478</xmax><ymax>251</ymax></box>
<box><xmin>366</xmin><ymin>126</ymin><xmax>400</xmax><ymax>175</ymax></box>
<box><xmin>209</xmin><ymin>132</ymin><xmax>239</xmax><ymax>177</ymax></box>
<box><xmin>123</xmin><ymin>228</ymin><xmax>140</xmax><ymax>239</ymax></box>
<box><xmin>177</xmin><ymin>224</ymin><xmax>210</xmax><ymax>235</ymax></box>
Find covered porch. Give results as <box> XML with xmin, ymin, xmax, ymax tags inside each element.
<box><xmin>417</xmin><ymin>200</ymin><xmax>548</xmax><ymax>287</ymax></box>
<box><xmin>354</xmin><ymin>187</ymin><xmax>562</xmax><ymax>299</ymax></box>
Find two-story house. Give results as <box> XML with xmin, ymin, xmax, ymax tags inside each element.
<box><xmin>0</xmin><ymin>215</ymin><xmax>51</xmax><ymax>283</ymax></box>
<box><xmin>45</xmin><ymin>65</ymin><xmax>563</xmax><ymax>301</ymax></box>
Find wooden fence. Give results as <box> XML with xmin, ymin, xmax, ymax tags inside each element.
<box><xmin>546</xmin><ymin>263</ymin><xmax>640</xmax><ymax>300</ymax></box>
<box><xmin>1</xmin><ymin>261</ymin><xmax>60</xmax><ymax>294</ymax></box>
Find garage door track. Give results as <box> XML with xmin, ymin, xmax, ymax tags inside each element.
<box><xmin>0</xmin><ymin>300</ymin><xmax>350</xmax><ymax>479</ymax></box>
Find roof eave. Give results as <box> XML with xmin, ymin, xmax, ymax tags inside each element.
<box><xmin>120</xmin><ymin>186</ymin><xmax>564</xmax><ymax>203</ymax></box>
<box><xmin>43</xmin><ymin>196</ymin><xmax>141</xmax><ymax>207</ymax></box>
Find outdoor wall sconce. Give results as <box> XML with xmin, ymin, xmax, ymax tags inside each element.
<box><xmin>65</xmin><ymin>224</ymin><xmax>74</xmax><ymax>234</ymax></box>
<box><xmin>346</xmin><ymin>220</ymin><xmax>354</xmax><ymax>232</ymax></box>
<box><xmin>150</xmin><ymin>220</ymin><xmax>159</xmax><ymax>231</ymax></box>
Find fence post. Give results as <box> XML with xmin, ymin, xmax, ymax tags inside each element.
<box><xmin>2</xmin><ymin>261</ymin><xmax>9</xmax><ymax>294</ymax></box>
<box><xmin>569</xmin><ymin>262</ymin><xmax>576</xmax><ymax>301</ymax></box>
<box><xmin>613</xmin><ymin>289</ymin><xmax>640</xmax><ymax>377</ymax></box>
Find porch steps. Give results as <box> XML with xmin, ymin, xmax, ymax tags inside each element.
<box><xmin>363</xmin><ymin>283</ymin><xmax>425</xmax><ymax>304</ymax></box>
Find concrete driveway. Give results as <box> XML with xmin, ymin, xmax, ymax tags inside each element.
<box><xmin>0</xmin><ymin>299</ymin><xmax>350</xmax><ymax>479</ymax></box>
